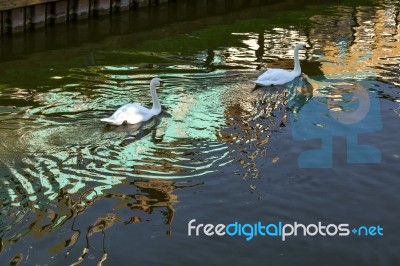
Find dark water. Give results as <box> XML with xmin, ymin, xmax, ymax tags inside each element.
<box><xmin>0</xmin><ymin>0</ymin><xmax>400</xmax><ymax>265</ymax></box>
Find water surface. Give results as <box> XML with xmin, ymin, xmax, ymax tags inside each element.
<box><xmin>0</xmin><ymin>0</ymin><xmax>399</xmax><ymax>265</ymax></box>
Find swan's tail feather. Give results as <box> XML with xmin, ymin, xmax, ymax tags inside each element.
<box><xmin>253</xmin><ymin>80</ymin><xmax>274</xmax><ymax>86</ymax></box>
<box><xmin>253</xmin><ymin>80</ymin><xmax>267</xmax><ymax>86</ymax></box>
<box><xmin>100</xmin><ymin>118</ymin><xmax>122</xmax><ymax>126</ymax></box>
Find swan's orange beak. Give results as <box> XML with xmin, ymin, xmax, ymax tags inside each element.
<box><xmin>159</xmin><ymin>80</ymin><xmax>165</xmax><ymax>87</ymax></box>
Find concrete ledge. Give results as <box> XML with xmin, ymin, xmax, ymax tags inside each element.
<box><xmin>93</xmin><ymin>0</ymin><xmax>111</xmax><ymax>16</ymax></box>
<box><xmin>112</xmin><ymin>0</ymin><xmax>130</xmax><ymax>12</ymax></box>
<box><xmin>31</xmin><ymin>4</ymin><xmax>46</xmax><ymax>28</ymax></box>
<box><xmin>54</xmin><ymin>0</ymin><xmax>68</xmax><ymax>23</ymax></box>
<box><xmin>70</xmin><ymin>0</ymin><xmax>90</xmax><ymax>19</ymax></box>
<box><xmin>0</xmin><ymin>0</ymin><xmax>169</xmax><ymax>34</ymax></box>
<box><xmin>0</xmin><ymin>0</ymin><xmax>58</xmax><ymax>12</ymax></box>
<box><xmin>11</xmin><ymin>8</ymin><xmax>26</xmax><ymax>32</ymax></box>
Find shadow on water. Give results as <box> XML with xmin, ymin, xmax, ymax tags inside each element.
<box><xmin>0</xmin><ymin>0</ymin><xmax>400</xmax><ymax>265</ymax></box>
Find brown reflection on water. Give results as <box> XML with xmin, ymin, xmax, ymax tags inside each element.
<box><xmin>219</xmin><ymin>84</ymin><xmax>291</xmax><ymax>178</ymax></box>
<box><xmin>310</xmin><ymin>4</ymin><xmax>400</xmax><ymax>85</ymax></box>
<box><xmin>106</xmin><ymin>179</ymin><xmax>200</xmax><ymax>225</ymax></box>
<box><xmin>0</xmin><ymin>179</ymin><xmax>199</xmax><ymax>265</ymax></box>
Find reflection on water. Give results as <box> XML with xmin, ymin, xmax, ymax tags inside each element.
<box><xmin>0</xmin><ymin>177</ymin><xmax>195</xmax><ymax>265</ymax></box>
<box><xmin>0</xmin><ymin>0</ymin><xmax>400</xmax><ymax>264</ymax></box>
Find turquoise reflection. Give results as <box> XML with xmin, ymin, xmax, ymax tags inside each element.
<box><xmin>2</xmin><ymin>69</ymin><xmax>235</xmax><ymax>212</ymax></box>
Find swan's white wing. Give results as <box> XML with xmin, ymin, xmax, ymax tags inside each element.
<box><xmin>255</xmin><ymin>68</ymin><xmax>295</xmax><ymax>86</ymax></box>
<box><xmin>101</xmin><ymin>103</ymin><xmax>152</xmax><ymax>125</ymax></box>
<box><xmin>257</xmin><ymin>69</ymin><xmax>291</xmax><ymax>81</ymax></box>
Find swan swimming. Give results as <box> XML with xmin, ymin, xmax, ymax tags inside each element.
<box><xmin>101</xmin><ymin>77</ymin><xmax>164</xmax><ymax>125</ymax></box>
<box><xmin>255</xmin><ymin>43</ymin><xmax>306</xmax><ymax>86</ymax></box>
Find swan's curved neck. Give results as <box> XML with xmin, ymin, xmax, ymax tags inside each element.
<box><xmin>150</xmin><ymin>82</ymin><xmax>161</xmax><ymax>112</ymax></box>
<box><xmin>293</xmin><ymin>47</ymin><xmax>301</xmax><ymax>75</ymax></box>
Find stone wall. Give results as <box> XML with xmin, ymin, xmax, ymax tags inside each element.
<box><xmin>0</xmin><ymin>0</ymin><xmax>169</xmax><ymax>34</ymax></box>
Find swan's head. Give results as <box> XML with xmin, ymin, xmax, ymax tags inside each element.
<box><xmin>295</xmin><ymin>43</ymin><xmax>306</xmax><ymax>50</ymax></box>
<box><xmin>151</xmin><ymin>77</ymin><xmax>165</xmax><ymax>88</ymax></box>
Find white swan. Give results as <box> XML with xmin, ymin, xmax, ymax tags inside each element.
<box><xmin>101</xmin><ymin>77</ymin><xmax>164</xmax><ymax>125</ymax></box>
<box><xmin>255</xmin><ymin>43</ymin><xmax>306</xmax><ymax>86</ymax></box>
